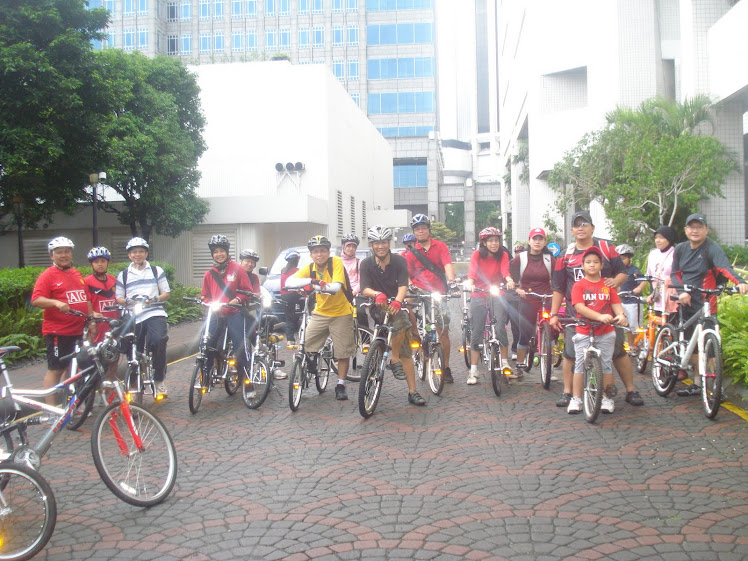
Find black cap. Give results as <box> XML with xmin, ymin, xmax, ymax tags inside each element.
<box><xmin>686</xmin><ymin>213</ymin><xmax>707</xmax><ymax>226</ymax></box>
<box><xmin>571</xmin><ymin>211</ymin><xmax>594</xmax><ymax>226</ymax></box>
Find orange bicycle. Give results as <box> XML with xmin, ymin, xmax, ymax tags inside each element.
<box><xmin>631</xmin><ymin>275</ymin><xmax>668</xmax><ymax>374</ymax></box>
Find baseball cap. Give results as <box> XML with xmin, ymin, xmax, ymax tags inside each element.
<box><xmin>686</xmin><ymin>213</ymin><xmax>707</xmax><ymax>226</ymax></box>
<box><xmin>528</xmin><ymin>227</ymin><xmax>546</xmax><ymax>239</ymax></box>
<box><xmin>572</xmin><ymin>211</ymin><xmax>594</xmax><ymax>226</ymax></box>
<box><xmin>582</xmin><ymin>246</ymin><xmax>604</xmax><ymax>261</ymax></box>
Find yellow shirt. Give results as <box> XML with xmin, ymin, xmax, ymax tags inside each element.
<box><xmin>291</xmin><ymin>257</ymin><xmax>353</xmax><ymax>317</ymax></box>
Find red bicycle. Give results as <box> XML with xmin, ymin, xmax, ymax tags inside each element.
<box><xmin>517</xmin><ymin>291</ymin><xmax>560</xmax><ymax>390</ymax></box>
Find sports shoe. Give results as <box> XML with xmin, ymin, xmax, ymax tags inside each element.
<box><xmin>274</xmin><ymin>370</ymin><xmax>288</xmax><ymax>380</ymax></box>
<box><xmin>625</xmin><ymin>390</ymin><xmax>644</xmax><ymax>406</ymax></box>
<box><xmin>388</xmin><ymin>361</ymin><xmax>406</xmax><ymax>380</ymax></box>
<box><xmin>506</xmin><ymin>368</ymin><xmax>524</xmax><ymax>380</ymax></box>
<box><xmin>601</xmin><ymin>396</ymin><xmax>615</xmax><ymax>414</ymax></box>
<box><xmin>556</xmin><ymin>392</ymin><xmax>572</xmax><ymax>407</ymax></box>
<box><xmin>550</xmin><ymin>375</ymin><xmax>559</xmax><ymax>382</ymax></box>
<box><xmin>443</xmin><ymin>367</ymin><xmax>454</xmax><ymax>384</ymax></box>
<box><xmin>511</xmin><ymin>352</ymin><xmax>518</xmax><ymax>361</ymax></box>
<box><xmin>335</xmin><ymin>385</ymin><xmax>348</xmax><ymax>401</ymax></box>
<box><xmin>466</xmin><ymin>373</ymin><xmax>478</xmax><ymax>385</ymax></box>
<box><xmin>408</xmin><ymin>391</ymin><xmax>426</xmax><ymax>406</ymax></box>
<box><xmin>676</xmin><ymin>385</ymin><xmax>701</xmax><ymax>397</ymax></box>
<box><xmin>156</xmin><ymin>383</ymin><xmax>167</xmax><ymax>397</ymax></box>
<box><xmin>567</xmin><ymin>397</ymin><xmax>583</xmax><ymax>414</ymax></box>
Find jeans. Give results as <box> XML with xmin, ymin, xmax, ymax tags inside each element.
<box><xmin>206</xmin><ymin>313</ymin><xmax>250</xmax><ymax>375</ymax></box>
<box><xmin>136</xmin><ymin>316</ymin><xmax>169</xmax><ymax>383</ymax></box>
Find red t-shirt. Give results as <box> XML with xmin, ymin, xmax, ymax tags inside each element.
<box><xmin>405</xmin><ymin>239</ymin><xmax>452</xmax><ymax>292</ymax></box>
<box><xmin>85</xmin><ymin>274</ymin><xmax>118</xmax><ymax>343</ymax></box>
<box><xmin>571</xmin><ymin>277</ymin><xmax>621</xmax><ymax>336</ymax></box>
<box><xmin>467</xmin><ymin>249</ymin><xmax>510</xmax><ymax>298</ymax></box>
<box><xmin>280</xmin><ymin>268</ymin><xmax>298</xmax><ymax>295</ymax></box>
<box><xmin>32</xmin><ymin>266</ymin><xmax>89</xmax><ymax>336</ymax></box>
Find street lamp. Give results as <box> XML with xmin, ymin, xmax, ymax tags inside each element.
<box><xmin>12</xmin><ymin>195</ymin><xmax>24</xmax><ymax>268</ymax></box>
<box><xmin>89</xmin><ymin>172</ymin><xmax>106</xmax><ymax>246</ymax></box>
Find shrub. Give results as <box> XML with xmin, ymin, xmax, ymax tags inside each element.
<box><xmin>164</xmin><ymin>284</ymin><xmax>203</xmax><ymax>325</ymax></box>
<box><xmin>722</xmin><ymin>244</ymin><xmax>748</xmax><ymax>269</ymax></box>
<box><xmin>719</xmin><ymin>294</ymin><xmax>748</xmax><ymax>388</ymax></box>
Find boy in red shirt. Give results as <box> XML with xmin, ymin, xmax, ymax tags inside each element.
<box><xmin>84</xmin><ymin>247</ymin><xmax>118</xmax><ymax>343</ymax></box>
<box><xmin>569</xmin><ymin>247</ymin><xmax>628</xmax><ymax>414</ymax></box>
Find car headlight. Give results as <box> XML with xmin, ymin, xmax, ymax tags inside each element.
<box><xmin>489</xmin><ymin>285</ymin><xmax>500</xmax><ymax>297</ymax></box>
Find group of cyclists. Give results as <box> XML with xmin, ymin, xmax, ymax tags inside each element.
<box><xmin>30</xmin><ymin>209</ymin><xmax>747</xmax><ymax>414</ymax></box>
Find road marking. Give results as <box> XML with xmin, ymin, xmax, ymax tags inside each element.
<box><xmin>681</xmin><ymin>378</ymin><xmax>748</xmax><ymax>421</ymax></box>
<box><xmin>168</xmin><ymin>353</ymin><xmax>197</xmax><ymax>366</ymax></box>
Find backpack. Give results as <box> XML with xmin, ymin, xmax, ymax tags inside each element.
<box><xmin>307</xmin><ymin>259</ymin><xmax>355</xmax><ymax>304</ymax></box>
<box><xmin>121</xmin><ymin>264</ymin><xmax>162</xmax><ymax>299</ymax></box>
<box><xmin>519</xmin><ymin>251</ymin><xmax>552</xmax><ymax>280</ymax></box>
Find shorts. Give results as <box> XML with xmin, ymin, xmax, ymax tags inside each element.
<box><xmin>45</xmin><ymin>334</ymin><xmax>79</xmax><ymax>371</ymax></box>
<box><xmin>304</xmin><ymin>312</ymin><xmax>355</xmax><ymax>358</ymax></box>
<box><xmin>390</xmin><ymin>309</ymin><xmax>414</xmax><ymax>359</ymax></box>
<box><xmin>564</xmin><ymin>324</ymin><xmax>626</xmax><ymax>361</ymax></box>
<box><xmin>622</xmin><ymin>302</ymin><xmax>640</xmax><ymax>330</ymax></box>
<box><xmin>572</xmin><ymin>331</ymin><xmax>616</xmax><ymax>375</ymax></box>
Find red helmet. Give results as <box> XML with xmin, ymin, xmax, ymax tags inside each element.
<box><xmin>479</xmin><ymin>227</ymin><xmax>502</xmax><ymax>241</ymax></box>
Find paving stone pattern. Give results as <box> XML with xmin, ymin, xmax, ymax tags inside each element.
<box><xmin>25</xmin><ymin>302</ymin><xmax>748</xmax><ymax>561</ymax></box>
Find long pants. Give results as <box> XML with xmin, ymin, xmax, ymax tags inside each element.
<box><xmin>206</xmin><ymin>313</ymin><xmax>250</xmax><ymax>375</ymax></box>
<box><xmin>136</xmin><ymin>316</ymin><xmax>169</xmax><ymax>383</ymax></box>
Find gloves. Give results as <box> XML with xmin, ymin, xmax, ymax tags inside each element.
<box><xmin>310</xmin><ymin>279</ymin><xmax>326</xmax><ymax>288</ymax></box>
<box><xmin>389</xmin><ymin>300</ymin><xmax>402</xmax><ymax>312</ymax></box>
<box><xmin>375</xmin><ymin>292</ymin><xmax>387</xmax><ymax>305</ymax></box>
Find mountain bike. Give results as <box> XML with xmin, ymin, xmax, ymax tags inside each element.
<box><xmin>0</xmin><ymin>460</ymin><xmax>56</xmax><ymax>561</ymax></box>
<box><xmin>407</xmin><ymin>287</ymin><xmax>446</xmax><ymax>396</ymax></box>
<box><xmin>651</xmin><ymin>284</ymin><xmax>738</xmax><ymax>419</ymax></box>
<box><xmin>469</xmin><ymin>286</ymin><xmax>514</xmax><ymax>397</ymax></box>
<box><xmin>517</xmin><ymin>291</ymin><xmax>557</xmax><ymax>390</ymax></box>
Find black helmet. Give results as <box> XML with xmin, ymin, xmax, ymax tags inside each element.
<box><xmin>410</xmin><ymin>214</ymin><xmax>431</xmax><ymax>229</ymax></box>
<box><xmin>208</xmin><ymin>234</ymin><xmax>230</xmax><ymax>253</ymax></box>
<box><xmin>342</xmin><ymin>233</ymin><xmax>360</xmax><ymax>246</ymax></box>
<box><xmin>307</xmin><ymin>235</ymin><xmax>331</xmax><ymax>250</ymax></box>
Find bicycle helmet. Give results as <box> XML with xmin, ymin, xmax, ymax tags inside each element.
<box><xmin>402</xmin><ymin>233</ymin><xmax>416</xmax><ymax>243</ymax></box>
<box><xmin>126</xmin><ymin>237</ymin><xmax>149</xmax><ymax>251</ymax></box>
<box><xmin>87</xmin><ymin>246</ymin><xmax>111</xmax><ymax>262</ymax></box>
<box><xmin>342</xmin><ymin>233</ymin><xmax>360</xmax><ymax>246</ymax></box>
<box><xmin>285</xmin><ymin>250</ymin><xmax>300</xmax><ymax>261</ymax></box>
<box><xmin>615</xmin><ymin>243</ymin><xmax>635</xmax><ymax>256</ymax></box>
<box><xmin>47</xmin><ymin>236</ymin><xmax>74</xmax><ymax>253</ymax></box>
<box><xmin>307</xmin><ymin>235</ymin><xmax>332</xmax><ymax>250</ymax></box>
<box><xmin>479</xmin><ymin>227</ymin><xmax>502</xmax><ymax>241</ymax></box>
<box><xmin>208</xmin><ymin>234</ymin><xmax>230</xmax><ymax>253</ymax></box>
<box><xmin>410</xmin><ymin>213</ymin><xmax>431</xmax><ymax>229</ymax></box>
<box><xmin>239</xmin><ymin>248</ymin><xmax>259</xmax><ymax>261</ymax></box>
<box><xmin>367</xmin><ymin>225</ymin><xmax>393</xmax><ymax>242</ymax></box>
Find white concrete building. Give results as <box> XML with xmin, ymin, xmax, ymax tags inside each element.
<box><xmin>498</xmin><ymin>0</ymin><xmax>747</xmax><ymax>247</ymax></box>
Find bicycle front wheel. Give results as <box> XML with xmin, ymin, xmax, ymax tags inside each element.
<box><xmin>489</xmin><ymin>344</ymin><xmax>502</xmax><ymax>397</ymax></box>
<box><xmin>91</xmin><ymin>402</ymin><xmax>178</xmax><ymax>507</ymax></box>
<box><xmin>188</xmin><ymin>362</ymin><xmax>206</xmax><ymax>414</ymax></box>
<box><xmin>359</xmin><ymin>340</ymin><xmax>385</xmax><ymax>418</ymax></box>
<box><xmin>316</xmin><ymin>340</ymin><xmax>333</xmax><ymax>393</ymax></box>
<box><xmin>125</xmin><ymin>365</ymin><xmax>143</xmax><ymax>406</ymax></box>
<box><xmin>539</xmin><ymin>324</ymin><xmax>554</xmax><ymax>390</ymax></box>
<box><xmin>0</xmin><ymin>462</ymin><xmax>56</xmax><ymax>561</ymax></box>
<box><xmin>701</xmin><ymin>332</ymin><xmax>723</xmax><ymax>420</ymax></box>
<box><xmin>347</xmin><ymin>327</ymin><xmax>372</xmax><ymax>383</ymax></box>
<box><xmin>652</xmin><ymin>324</ymin><xmax>678</xmax><ymax>397</ymax></box>
<box><xmin>243</xmin><ymin>358</ymin><xmax>271</xmax><ymax>410</ymax></box>
<box><xmin>461</xmin><ymin>324</ymin><xmax>471</xmax><ymax>369</ymax></box>
<box><xmin>635</xmin><ymin>334</ymin><xmax>649</xmax><ymax>374</ymax></box>
<box><xmin>224</xmin><ymin>347</ymin><xmax>240</xmax><ymax>396</ymax></box>
<box><xmin>427</xmin><ymin>343</ymin><xmax>445</xmax><ymax>396</ymax></box>
<box><xmin>288</xmin><ymin>357</ymin><xmax>304</xmax><ymax>412</ymax></box>
<box><xmin>583</xmin><ymin>355</ymin><xmax>604</xmax><ymax>424</ymax></box>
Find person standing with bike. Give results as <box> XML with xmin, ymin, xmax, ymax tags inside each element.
<box><xmin>285</xmin><ymin>236</ymin><xmax>355</xmax><ymax>401</ymax></box>
<box><xmin>645</xmin><ymin>225</ymin><xmax>678</xmax><ymax>319</ymax></box>
<box><xmin>548</xmin><ymin>211</ymin><xmax>644</xmax><ymax>409</ymax></box>
<box><xmin>201</xmin><ymin>235</ymin><xmax>253</xmax><ymax>388</ymax></box>
<box><xmin>510</xmin><ymin>228</ymin><xmax>556</xmax><ymax>378</ymax></box>
<box><xmin>115</xmin><ymin>237</ymin><xmax>171</xmax><ymax>397</ymax></box>
<box><xmin>670</xmin><ymin>213</ymin><xmax>748</xmax><ymax>397</ymax></box>
<box><xmin>405</xmin><ymin>214</ymin><xmax>459</xmax><ymax>383</ymax></box>
<box><xmin>360</xmin><ymin>225</ymin><xmax>426</xmax><ymax>406</ymax></box>
<box><xmin>464</xmin><ymin>227</ymin><xmax>515</xmax><ymax>385</ymax></box>
<box><xmin>31</xmin><ymin>237</ymin><xmax>92</xmax><ymax>403</ymax></box>
<box><xmin>84</xmin><ymin>246</ymin><xmax>120</xmax><ymax>380</ymax></box>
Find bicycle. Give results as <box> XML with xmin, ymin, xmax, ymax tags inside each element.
<box><xmin>407</xmin><ymin>287</ymin><xmax>446</xmax><ymax>396</ymax></box>
<box><xmin>516</xmin><ymin>291</ymin><xmax>558</xmax><ymax>390</ymax></box>
<box><xmin>651</xmin><ymin>284</ymin><xmax>737</xmax><ymax>419</ymax></box>
<box><xmin>459</xmin><ymin>287</ymin><xmax>471</xmax><ymax>369</ymax></box>
<box><xmin>341</xmin><ymin>303</ymin><xmax>373</xmax><ymax>383</ymax></box>
<box><xmin>628</xmin><ymin>275</ymin><xmax>668</xmax><ymax>374</ymax></box>
<box><xmin>182</xmin><ymin>298</ymin><xmax>243</xmax><ymax>414</ymax></box>
<box><xmin>0</xmin><ymin>327</ymin><xmax>178</xmax><ymax>507</ymax></box>
<box><xmin>0</xmin><ymin>460</ymin><xmax>56</xmax><ymax>561</ymax></box>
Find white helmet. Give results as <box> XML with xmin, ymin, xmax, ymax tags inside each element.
<box><xmin>615</xmin><ymin>244</ymin><xmax>635</xmax><ymax>256</ymax></box>
<box><xmin>367</xmin><ymin>225</ymin><xmax>393</xmax><ymax>242</ymax></box>
<box><xmin>126</xmin><ymin>237</ymin><xmax>149</xmax><ymax>251</ymax></box>
<box><xmin>47</xmin><ymin>237</ymin><xmax>74</xmax><ymax>253</ymax></box>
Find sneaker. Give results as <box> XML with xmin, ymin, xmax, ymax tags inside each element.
<box><xmin>506</xmin><ymin>368</ymin><xmax>524</xmax><ymax>380</ymax></box>
<box><xmin>625</xmin><ymin>390</ymin><xmax>644</xmax><ymax>406</ymax></box>
<box><xmin>676</xmin><ymin>385</ymin><xmax>701</xmax><ymax>397</ymax></box>
<box><xmin>601</xmin><ymin>396</ymin><xmax>615</xmax><ymax>414</ymax></box>
<box><xmin>408</xmin><ymin>391</ymin><xmax>426</xmax><ymax>406</ymax></box>
<box><xmin>550</xmin><ymin>375</ymin><xmax>559</xmax><ymax>382</ymax></box>
<box><xmin>466</xmin><ymin>373</ymin><xmax>478</xmax><ymax>385</ymax></box>
<box><xmin>156</xmin><ymin>383</ymin><xmax>167</xmax><ymax>397</ymax></box>
<box><xmin>387</xmin><ymin>361</ymin><xmax>406</xmax><ymax>380</ymax></box>
<box><xmin>556</xmin><ymin>392</ymin><xmax>572</xmax><ymax>407</ymax></box>
<box><xmin>335</xmin><ymin>385</ymin><xmax>348</xmax><ymax>401</ymax></box>
<box><xmin>274</xmin><ymin>370</ymin><xmax>288</xmax><ymax>380</ymax></box>
<box><xmin>567</xmin><ymin>397</ymin><xmax>583</xmax><ymax>414</ymax></box>
<box><xmin>443</xmin><ymin>367</ymin><xmax>454</xmax><ymax>384</ymax></box>
<box><xmin>511</xmin><ymin>352</ymin><xmax>518</xmax><ymax>361</ymax></box>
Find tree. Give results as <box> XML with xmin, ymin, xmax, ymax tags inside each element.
<box><xmin>93</xmin><ymin>50</ymin><xmax>208</xmax><ymax>241</ymax></box>
<box><xmin>429</xmin><ymin>222</ymin><xmax>460</xmax><ymax>245</ymax></box>
<box><xmin>0</xmin><ymin>0</ymin><xmax>109</xmax><ymax>229</ymax></box>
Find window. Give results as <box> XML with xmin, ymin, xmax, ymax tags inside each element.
<box><xmin>181</xmin><ymin>0</ymin><xmax>191</xmax><ymax>20</ymax></box>
<box><xmin>313</xmin><ymin>0</ymin><xmax>323</xmax><ymax>13</ymax></box>
<box><xmin>123</xmin><ymin>29</ymin><xmax>135</xmax><ymax>50</ymax></box>
<box><xmin>265</xmin><ymin>28</ymin><xmax>277</xmax><ymax>50</ymax></box>
<box><xmin>232</xmin><ymin>0</ymin><xmax>243</xmax><ymax>17</ymax></box>
<box><xmin>246</xmin><ymin>0</ymin><xmax>256</xmax><ymax>16</ymax></box>
<box><xmin>397</xmin><ymin>23</ymin><xmax>413</xmax><ymax>44</ymax></box>
<box><xmin>124</xmin><ymin>0</ymin><xmax>135</xmax><ymax>16</ymax></box>
<box><xmin>92</xmin><ymin>38</ymin><xmax>102</xmax><ymax>51</ymax></box>
<box><xmin>279</xmin><ymin>0</ymin><xmax>289</xmax><ymax>15</ymax></box>
<box><xmin>346</xmin><ymin>25</ymin><xmax>358</xmax><ymax>46</ymax></box>
<box><xmin>104</xmin><ymin>31</ymin><xmax>115</xmax><ymax>48</ymax></box>
<box><xmin>415</xmin><ymin>56</ymin><xmax>433</xmax><ymax>77</ymax></box>
<box><xmin>279</xmin><ymin>27</ymin><xmax>290</xmax><ymax>48</ymax></box>
<box><xmin>167</xmin><ymin>34</ymin><xmax>178</xmax><ymax>55</ymax></box>
<box><xmin>137</xmin><ymin>27</ymin><xmax>148</xmax><ymax>49</ymax></box>
<box><xmin>232</xmin><ymin>31</ymin><xmax>243</xmax><ymax>51</ymax></box>
<box><xmin>104</xmin><ymin>0</ymin><xmax>115</xmax><ymax>13</ymax></box>
<box><xmin>265</xmin><ymin>0</ymin><xmax>275</xmax><ymax>15</ymax></box>
<box><xmin>332</xmin><ymin>25</ymin><xmax>344</xmax><ymax>46</ymax></box>
<box><xmin>347</xmin><ymin>0</ymin><xmax>358</xmax><ymax>11</ymax></box>
<box><xmin>337</xmin><ymin>191</ymin><xmax>344</xmax><ymax>236</ymax></box>
<box><xmin>414</xmin><ymin>22</ymin><xmax>432</xmax><ymax>43</ymax></box>
<box><xmin>181</xmin><ymin>33</ymin><xmax>192</xmax><ymax>54</ymax></box>
<box><xmin>351</xmin><ymin>92</ymin><xmax>360</xmax><ymax>106</ymax></box>
<box><xmin>348</xmin><ymin>59</ymin><xmax>359</xmax><ymax>80</ymax></box>
<box><xmin>214</xmin><ymin>0</ymin><xmax>224</xmax><ymax>19</ymax></box>
<box><xmin>167</xmin><ymin>1</ymin><xmax>178</xmax><ymax>21</ymax></box>
<box><xmin>299</xmin><ymin>0</ymin><xmax>310</xmax><ymax>13</ymax></box>
<box><xmin>200</xmin><ymin>32</ymin><xmax>211</xmax><ymax>53</ymax></box>
<box><xmin>398</xmin><ymin>57</ymin><xmax>414</xmax><ymax>78</ymax></box>
<box><xmin>312</xmin><ymin>26</ymin><xmax>324</xmax><ymax>47</ymax></box>
<box><xmin>247</xmin><ymin>30</ymin><xmax>257</xmax><ymax>50</ymax></box>
<box><xmin>200</xmin><ymin>0</ymin><xmax>210</xmax><ymax>19</ymax></box>
<box><xmin>366</xmin><ymin>0</ymin><xmax>431</xmax><ymax>9</ymax></box>
<box><xmin>298</xmin><ymin>27</ymin><xmax>310</xmax><ymax>48</ymax></box>
<box><xmin>332</xmin><ymin>0</ymin><xmax>343</xmax><ymax>12</ymax></box>
<box><xmin>214</xmin><ymin>32</ymin><xmax>224</xmax><ymax>52</ymax></box>
<box><xmin>332</xmin><ymin>59</ymin><xmax>344</xmax><ymax>81</ymax></box>
<box><xmin>138</xmin><ymin>0</ymin><xmax>148</xmax><ymax>14</ymax></box>
<box><xmin>367</xmin><ymin>23</ymin><xmax>432</xmax><ymax>45</ymax></box>
<box><xmin>367</xmin><ymin>91</ymin><xmax>434</xmax><ymax>114</ymax></box>
<box><xmin>393</xmin><ymin>163</ymin><xmax>427</xmax><ymax>188</ymax></box>
<box><xmin>380</xmin><ymin>24</ymin><xmax>396</xmax><ymax>44</ymax></box>
<box><xmin>350</xmin><ymin>196</ymin><xmax>356</xmax><ymax>233</ymax></box>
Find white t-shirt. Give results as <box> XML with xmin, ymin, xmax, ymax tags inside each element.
<box><xmin>115</xmin><ymin>261</ymin><xmax>170</xmax><ymax>323</ymax></box>
<box><xmin>645</xmin><ymin>246</ymin><xmax>676</xmax><ymax>314</ymax></box>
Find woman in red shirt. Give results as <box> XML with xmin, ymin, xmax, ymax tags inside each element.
<box><xmin>464</xmin><ymin>227</ymin><xmax>515</xmax><ymax>385</ymax></box>
<box><xmin>280</xmin><ymin>250</ymin><xmax>302</xmax><ymax>343</ymax></box>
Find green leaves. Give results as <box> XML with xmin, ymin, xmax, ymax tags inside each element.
<box><xmin>719</xmin><ymin>294</ymin><xmax>748</xmax><ymax>387</ymax></box>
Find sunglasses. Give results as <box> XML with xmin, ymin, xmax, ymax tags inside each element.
<box><xmin>573</xmin><ymin>222</ymin><xmax>591</xmax><ymax>228</ymax></box>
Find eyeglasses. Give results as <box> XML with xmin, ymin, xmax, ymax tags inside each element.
<box><xmin>573</xmin><ymin>222</ymin><xmax>591</xmax><ymax>228</ymax></box>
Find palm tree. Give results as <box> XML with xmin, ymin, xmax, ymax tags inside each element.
<box><xmin>606</xmin><ymin>94</ymin><xmax>714</xmax><ymax>137</ymax></box>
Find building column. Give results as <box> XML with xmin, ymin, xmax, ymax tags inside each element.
<box><xmin>464</xmin><ymin>178</ymin><xmax>476</xmax><ymax>246</ymax></box>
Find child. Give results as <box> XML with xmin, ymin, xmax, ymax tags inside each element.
<box><xmin>569</xmin><ymin>246</ymin><xmax>628</xmax><ymax>414</ymax></box>
<box><xmin>84</xmin><ymin>247</ymin><xmax>120</xmax><ymax>379</ymax></box>
<box><xmin>615</xmin><ymin>244</ymin><xmax>647</xmax><ymax>348</ymax></box>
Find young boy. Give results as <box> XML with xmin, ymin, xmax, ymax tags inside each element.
<box><xmin>569</xmin><ymin>246</ymin><xmax>628</xmax><ymax>414</ymax></box>
<box><xmin>615</xmin><ymin>244</ymin><xmax>647</xmax><ymax>348</ymax></box>
<box><xmin>84</xmin><ymin>247</ymin><xmax>120</xmax><ymax>379</ymax></box>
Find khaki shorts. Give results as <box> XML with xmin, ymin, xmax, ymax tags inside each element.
<box><xmin>304</xmin><ymin>312</ymin><xmax>355</xmax><ymax>358</ymax></box>
<box><xmin>390</xmin><ymin>309</ymin><xmax>413</xmax><ymax>359</ymax></box>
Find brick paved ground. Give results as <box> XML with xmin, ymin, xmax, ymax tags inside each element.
<box><xmin>11</xmin><ymin>302</ymin><xmax>748</xmax><ymax>560</ymax></box>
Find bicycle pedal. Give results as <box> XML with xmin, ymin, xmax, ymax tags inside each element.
<box><xmin>275</xmin><ymin>360</ymin><xmax>285</xmax><ymax>368</ymax></box>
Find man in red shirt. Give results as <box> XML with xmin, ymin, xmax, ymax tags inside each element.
<box><xmin>31</xmin><ymin>237</ymin><xmax>92</xmax><ymax>402</ymax></box>
<box><xmin>404</xmin><ymin>214</ymin><xmax>459</xmax><ymax>383</ymax></box>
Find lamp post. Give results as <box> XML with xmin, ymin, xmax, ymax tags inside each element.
<box><xmin>89</xmin><ymin>172</ymin><xmax>106</xmax><ymax>246</ymax></box>
<box><xmin>12</xmin><ymin>195</ymin><xmax>24</xmax><ymax>268</ymax></box>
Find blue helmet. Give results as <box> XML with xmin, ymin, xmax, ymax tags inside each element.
<box><xmin>285</xmin><ymin>250</ymin><xmax>300</xmax><ymax>261</ymax></box>
<box><xmin>87</xmin><ymin>246</ymin><xmax>111</xmax><ymax>262</ymax></box>
<box><xmin>402</xmin><ymin>233</ymin><xmax>416</xmax><ymax>243</ymax></box>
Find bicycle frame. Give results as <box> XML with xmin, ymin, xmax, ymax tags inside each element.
<box><xmin>655</xmin><ymin>299</ymin><xmax>719</xmax><ymax>373</ymax></box>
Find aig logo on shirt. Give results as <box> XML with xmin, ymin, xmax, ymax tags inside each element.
<box><xmin>98</xmin><ymin>300</ymin><xmax>115</xmax><ymax>312</ymax></box>
<box><xmin>67</xmin><ymin>290</ymin><xmax>87</xmax><ymax>304</ymax></box>
<box><xmin>573</xmin><ymin>268</ymin><xmax>584</xmax><ymax>282</ymax></box>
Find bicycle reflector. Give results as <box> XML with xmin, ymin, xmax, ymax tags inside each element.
<box><xmin>156</xmin><ymin>393</ymin><xmax>165</xmax><ymax>401</ymax></box>
<box><xmin>542</xmin><ymin>311</ymin><xmax>550</xmax><ymax>319</ymax></box>
<box><xmin>362</xmin><ymin>344</ymin><xmax>369</xmax><ymax>354</ymax></box>
<box><xmin>411</xmin><ymin>341</ymin><xmax>421</xmax><ymax>349</ymax></box>
<box><xmin>459</xmin><ymin>347</ymin><xmax>465</xmax><ymax>353</ymax></box>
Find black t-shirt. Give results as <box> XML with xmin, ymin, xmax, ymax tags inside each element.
<box><xmin>360</xmin><ymin>253</ymin><xmax>409</xmax><ymax>298</ymax></box>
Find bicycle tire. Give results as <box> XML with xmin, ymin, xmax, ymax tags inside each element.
<box><xmin>188</xmin><ymin>362</ymin><xmax>205</xmax><ymax>414</ymax></box>
<box><xmin>701</xmin><ymin>332</ymin><xmax>723</xmax><ymax>420</ymax></box>
<box><xmin>224</xmin><ymin>356</ymin><xmax>240</xmax><ymax>397</ymax></box>
<box><xmin>652</xmin><ymin>324</ymin><xmax>678</xmax><ymax>397</ymax></box>
<box><xmin>489</xmin><ymin>344</ymin><xmax>502</xmax><ymax>397</ymax></box>
<box><xmin>583</xmin><ymin>355</ymin><xmax>604</xmax><ymax>424</ymax></box>
<box><xmin>347</xmin><ymin>327</ymin><xmax>372</xmax><ymax>383</ymax></box>
<box><xmin>0</xmin><ymin>462</ymin><xmax>57</xmax><ymax>561</ymax></box>
<box><xmin>243</xmin><ymin>358</ymin><xmax>271</xmax><ymax>410</ymax></box>
<box><xmin>413</xmin><ymin>341</ymin><xmax>426</xmax><ymax>381</ymax></box>
<box><xmin>316</xmin><ymin>340</ymin><xmax>333</xmax><ymax>393</ymax></box>
<box><xmin>427</xmin><ymin>343</ymin><xmax>445</xmax><ymax>396</ymax></box>
<box><xmin>90</xmin><ymin>401</ymin><xmax>177</xmax><ymax>507</ymax></box>
<box><xmin>64</xmin><ymin>375</ymin><xmax>96</xmax><ymax>431</ymax></box>
<box><xmin>462</xmin><ymin>324</ymin><xmax>471</xmax><ymax>369</ymax></box>
<box><xmin>553</xmin><ymin>333</ymin><xmax>564</xmax><ymax>368</ymax></box>
<box><xmin>539</xmin><ymin>324</ymin><xmax>553</xmax><ymax>390</ymax></box>
<box><xmin>525</xmin><ymin>337</ymin><xmax>536</xmax><ymax>373</ymax></box>
<box><xmin>635</xmin><ymin>335</ymin><xmax>649</xmax><ymax>374</ymax></box>
<box><xmin>359</xmin><ymin>340</ymin><xmax>385</xmax><ymax>419</ymax></box>
<box><xmin>125</xmin><ymin>365</ymin><xmax>143</xmax><ymax>406</ymax></box>
<box><xmin>288</xmin><ymin>357</ymin><xmax>304</xmax><ymax>412</ymax></box>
